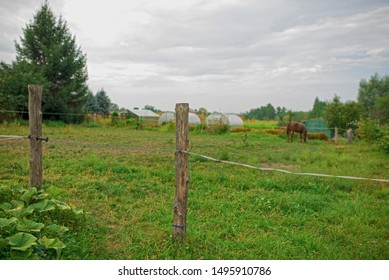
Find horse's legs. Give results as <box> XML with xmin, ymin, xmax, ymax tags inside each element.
<box><xmin>290</xmin><ymin>131</ymin><xmax>294</xmax><ymax>142</ymax></box>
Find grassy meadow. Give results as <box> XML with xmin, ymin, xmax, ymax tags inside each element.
<box><xmin>0</xmin><ymin>121</ymin><xmax>388</xmax><ymax>260</ymax></box>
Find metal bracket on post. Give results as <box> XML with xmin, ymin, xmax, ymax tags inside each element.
<box><xmin>28</xmin><ymin>135</ymin><xmax>49</xmax><ymax>142</ymax></box>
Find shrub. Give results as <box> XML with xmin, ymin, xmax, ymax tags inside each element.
<box><xmin>307</xmin><ymin>132</ymin><xmax>328</xmax><ymax>141</ymax></box>
<box><xmin>358</xmin><ymin>120</ymin><xmax>382</xmax><ymax>142</ymax></box>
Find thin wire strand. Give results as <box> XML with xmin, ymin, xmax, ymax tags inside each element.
<box><xmin>184</xmin><ymin>150</ymin><xmax>389</xmax><ymax>183</ymax></box>
<box><xmin>0</xmin><ymin>135</ymin><xmax>29</xmax><ymax>141</ymax></box>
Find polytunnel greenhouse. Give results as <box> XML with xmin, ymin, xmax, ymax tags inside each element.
<box><xmin>158</xmin><ymin>112</ymin><xmax>175</xmax><ymax>125</ymax></box>
<box><xmin>158</xmin><ymin>112</ymin><xmax>201</xmax><ymax>125</ymax></box>
<box><xmin>205</xmin><ymin>113</ymin><xmax>243</xmax><ymax>127</ymax></box>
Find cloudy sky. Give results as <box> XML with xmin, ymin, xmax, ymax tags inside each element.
<box><xmin>1</xmin><ymin>0</ymin><xmax>388</xmax><ymax>113</ymax></box>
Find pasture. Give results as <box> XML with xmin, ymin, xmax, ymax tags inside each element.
<box><xmin>0</xmin><ymin>122</ymin><xmax>388</xmax><ymax>259</ymax></box>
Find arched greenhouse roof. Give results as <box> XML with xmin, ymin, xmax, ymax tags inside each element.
<box><xmin>205</xmin><ymin>113</ymin><xmax>243</xmax><ymax>127</ymax></box>
<box><xmin>158</xmin><ymin>112</ymin><xmax>201</xmax><ymax>125</ymax></box>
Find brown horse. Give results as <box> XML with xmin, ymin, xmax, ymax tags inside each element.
<box><xmin>286</xmin><ymin>122</ymin><xmax>307</xmax><ymax>143</ymax></box>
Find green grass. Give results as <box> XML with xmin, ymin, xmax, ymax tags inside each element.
<box><xmin>0</xmin><ymin>122</ymin><xmax>388</xmax><ymax>259</ymax></box>
<box><xmin>244</xmin><ymin>120</ymin><xmax>278</xmax><ymax>129</ymax></box>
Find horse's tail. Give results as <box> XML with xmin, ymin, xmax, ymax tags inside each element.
<box><xmin>286</xmin><ymin>122</ymin><xmax>291</xmax><ymax>135</ymax></box>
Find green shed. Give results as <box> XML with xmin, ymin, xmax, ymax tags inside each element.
<box><xmin>302</xmin><ymin>118</ymin><xmax>333</xmax><ymax>138</ymax></box>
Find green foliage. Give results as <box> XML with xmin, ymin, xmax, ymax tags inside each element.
<box><xmin>13</xmin><ymin>2</ymin><xmax>88</xmax><ymax>122</ymax></box>
<box><xmin>358</xmin><ymin>73</ymin><xmax>389</xmax><ymax>123</ymax></box>
<box><xmin>308</xmin><ymin>97</ymin><xmax>327</xmax><ymax>119</ymax></box>
<box><xmin>206</xmin><ymin>123</ymin><xmax>230</xmax><ymax>134</ymax></box>
<box><xmin>307</xmin><ymin>132</ymin><xmax>328</xmax><ymax>141</ymax></box>
<box><xmin>357</xmin><ymin>120</ymin><xmax>382</xmax><ymax>142</ymax></box>
<box><xmin>378</xmin><ymin>136</ymin><xmax>389</xmax><ymax>154</ymax></box>
<box><xmin>244</xmin><ymin>103</ymin><xmax>279</xmax><ymax>120</ymax></box>
<box><xmin>0</xmin><ymin>61</ymin><xmax>47</xmax><ymax>113</ymax></box>
<box><xmin>0</xmin><ymin>185</ymin><xmax>83</xmax><ymax>259</ymax></box>
<box><xmin>95</xmin><ymin>89</ymin><xmax>111</xmax><ymax>116</ymax></box>
<box><xmin>324</xmin><ymin>95</ymin><xmax>362</xmax><ymax>129</ymax></box>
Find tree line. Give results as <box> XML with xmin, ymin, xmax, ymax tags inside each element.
<box><xmin>243</xmin><ymin>73</ymin><xmax>388</xmax><ymax>129</ymax></box>
<box><xmin>0</xmin><ymin>2</ymin><xmax>388</xmax><ymax>128</ymax></box>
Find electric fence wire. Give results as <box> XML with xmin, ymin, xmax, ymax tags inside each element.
<box><xmin>183</xmin><ymin>150</ymin><xmax>389</xmax><ymax>184</ymax></box>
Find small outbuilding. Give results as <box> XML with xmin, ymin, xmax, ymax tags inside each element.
<box><xmin>128</xmin><ymin>109</ymin><xmax>159</xmax><ymax>126</ymax></box>
<box><xmin>302</xmin><ymin>118</ymin><xmax>333</xmax><ymax>138</ymax></box>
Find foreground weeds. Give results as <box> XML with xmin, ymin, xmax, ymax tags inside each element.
<box><xmin>0</xmin><ymin>124</ymin><xmax>388</xmax><ymax>259</ymax></box>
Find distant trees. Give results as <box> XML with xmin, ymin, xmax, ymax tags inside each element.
<box><xmin>244</xmin><ymin>103</ymin><xmax>279</xmax><ymax>120</ymax></box>
<box><xmin>358</xmin><ymin>73</ymin><xmax>389</xmax><ymax>124</ymax></box>
<box><xmin>308</xmin><ymin>97</ymin><xmax>327</xmax><ymax>119</ymax></box>
<box><xmin>143</xmin><ymin>105</ymin><xmax>161</xmax><ymax>114</ymax></box>
<box><xmin>84</xmin><ymin>88</ymin><xmax>120</xmax><ymax>116</ymax></box>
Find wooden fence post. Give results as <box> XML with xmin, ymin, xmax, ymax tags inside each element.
<box><xmin>347</xmin><ymin>128</ymin><xmax>353</xmax><ymax>144</ymax></box>
<box><xmin>334</xmin><ymin>127</ymin><xmax>338</xmax><ymax>144</ymax></box>
<box><xmin>28</xmin><ymin>85</ymin><xmax>43</xmax><ymax>189</ymax></box>
<box><xmin>173</xmin><ymin>103</ymin><xmax>189</xmax><ymax>243</ymax></box>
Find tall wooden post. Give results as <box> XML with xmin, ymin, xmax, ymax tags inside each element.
<box><xmin>173</xmin><ymin>103</ymin><xmax>189</xmax><ymax>243</ymax></box>
<box><xmin>28</xmin><ymin>85</ymin><xmax>43</xmax><ymax>189</ymax></box>
<box><xmin>334</xmin><ymin>127</ymin><xmax>338</xmax><ymax>144</ymax></box>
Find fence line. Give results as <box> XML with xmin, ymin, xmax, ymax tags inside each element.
<box><xmin>0</xmin><ymin>134</ymin><xmax>174</xmax><ymax>153</ymax></box>
<box><xmin>1</xmin><ymin>134</ymin><xmax>389</xmax><ymax>183</ymax></box>
<box><xmin>1</xmin><ymin>109</ymin><xmax>107</xmax><ymax>117</ymax></box>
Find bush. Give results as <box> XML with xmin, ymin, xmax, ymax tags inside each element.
<box><xmin>307</xmin><ymin>132</ymin><xmax>328</xmax><ymax>141</ymax></box>
<box><xmin>358</xmin><ymin>120</ymin><xmax>382</xmax><ymax>142</ymax></box>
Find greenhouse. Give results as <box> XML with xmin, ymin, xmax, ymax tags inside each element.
<box><xmin>205</xmin><ymin>113</ymin><xmax>243</xmax><ymax>127</ymax></box>
<box><xmin>158</xmin><ymin>112</ymin><xmax>201</xmax><ymax>125</ymax></box>
<box><xmin>158</xmin><ymin>112</ymin><xmax>175</xmax><ymax>125</ymax></box>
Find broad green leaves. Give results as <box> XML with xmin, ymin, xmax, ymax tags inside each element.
<box><xmin>7</xmin><ymin>232</ymin><xmax>37</xmax><ymax>251</ymax></box>
<box><xmin>0</xmin><ymin>185</ymin><xmax>83</xmax><ymax>259</ymax></box>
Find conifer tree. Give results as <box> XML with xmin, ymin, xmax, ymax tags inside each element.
<box><xmin>15</xmin><ymin>2</ymin><xmax>88</xmax><ymax>122</ymax></box>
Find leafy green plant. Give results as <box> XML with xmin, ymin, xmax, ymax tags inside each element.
<box><xmin>358</xmin><ymin>120</ymin><xmax>382</xmax><ymax>142</ymax></box>
<box><xmin>0</xmin><ymin>185</ymin><xmax>83</xmax><ymax>259</ymax></box>
<box><xmin>378</xmin><ymin>136</ymin><xmax>389</xmax><ymax>154</ymax></box>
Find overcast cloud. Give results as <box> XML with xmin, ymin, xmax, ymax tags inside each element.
<box><xmin>1</xmin><ymin>0</ymin><xmax>388</xmax><ymax>113</ymax></box>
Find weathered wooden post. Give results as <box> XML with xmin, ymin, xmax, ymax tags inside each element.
<box><xmin>334</xmin><ymin>127</ymin><xmax>338</xmax><ymax>144</ymax></box>
<box><xmin>173</xmin><ymin>103</ymin><xmax>189</xmax><ymax>243</ymax></box>
<box><xmin>94</xmin><ymin>113</ymin><xmax>97</xmax><ymax>125</ymax></box>
<box><xmin>28</xmin><ymin>85</ymin><xmax>44</xmax><ymax>188</ymax></box>
<box><xmin>347</xmin><ymin>128</ymin><xmax>353</xmax><ymax>144</ymax></box>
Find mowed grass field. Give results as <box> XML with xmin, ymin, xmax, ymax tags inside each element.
<box><xmin>0</xmin><ymin>122</ymin><xmax>388</xmax><ymax>259</ymax></box>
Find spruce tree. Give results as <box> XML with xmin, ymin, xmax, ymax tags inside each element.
<box><xmin>15</xmin><ymin>2</ymin><xmax>88</xmax><ymax>122</ymax></box>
